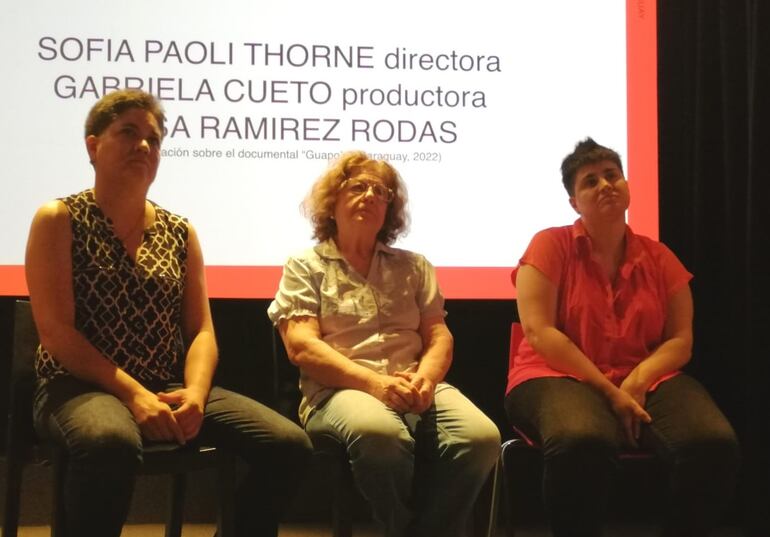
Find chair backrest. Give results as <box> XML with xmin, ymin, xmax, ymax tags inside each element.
<box><xmin>270</xmin><ymin>328</ymin><xmax>302</xmax><ymax>422</ymax></box>
<box><xmin>7</xmin><ymin>300</ymin><xmax>40</xmax><ymax>453</ymax></box>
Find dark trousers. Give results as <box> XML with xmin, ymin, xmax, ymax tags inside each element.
<box><xmin>34</xmin><ymin>376</ymin><xmax>313</xmax><ymax>537</ymax></box>
<box><xmin>504</xmin><ymin>374</ymin><xmax>739</xmax><ymax>537</ymax></box>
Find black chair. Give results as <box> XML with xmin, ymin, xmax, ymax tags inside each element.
<box><xmin>493</xmin><ymin>428</ymin><xmax>660</xmax><ymax>536</ymax></box>
<box><xmin>270</xmin><ymin>329</ymin><xmax>355</xmax><ymax>537</ymax></box>
<box><xmin>314</xmin><ymin>434</ymin><xmax>500</xmax><ymax>537</ymax></box>
<box><xmin>2</xmin><ymin>300</ymin><xmax>236</xmax><ymax>537</ymax></box>
<box><xmin>271</xmin><ymin>330</ymin><xmax>500</xmax><ymax>537</ymax></box>
<box><xmin>308</xmin><ymin>435</ymin><xmax>356</xmax><ymax>537</ymax></box>
<box><xmin>491</xmin><ymin>322</ymin><xmax>659</xmax><ymax>536</ymax></box>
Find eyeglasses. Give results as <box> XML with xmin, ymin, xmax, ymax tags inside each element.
<box><xmin>342</xmin><ymin>178</ymin><xmax>394</xmax><ymax>203</ymax></box>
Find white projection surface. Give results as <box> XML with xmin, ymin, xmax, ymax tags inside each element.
<box><xmin>0</xmin><ymin>1</ymin><xmax>658</xmax><ymax>297</ymax></box>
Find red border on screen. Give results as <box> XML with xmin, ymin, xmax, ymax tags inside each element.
<box><xmin>0</xmin><ymin>2</ymin><xmax>657</xmax><ymax>299</ymax></box>
<box><xmin>626</xmin><ymin>0</ymin><xmax>658</xmax><ymax>242</ymax></box>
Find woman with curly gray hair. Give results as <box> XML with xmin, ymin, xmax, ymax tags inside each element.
<box><xmin>269</xmin><ymin>150</ymin><xmax>500</xmax><ymax>537</ymax></box>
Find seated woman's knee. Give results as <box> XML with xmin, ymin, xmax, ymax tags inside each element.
<box><xmin>545</xmin><ymin>424</ymin><xmax>617</xmax><ymax>461</ymax></box>
<box><xmin>678</xmin><ymin>425</ymin><xmax>740</xmax><ymax>470</ymax></box>
<box><xmin>69</xmin><ymin>424</ymin><xmax>141</xmax><ymax>468</ymax></box>
<box><xmin>350</xmin><ymin>425</ymin><xmax>414</xmax><ymax>465</ymax></box>
<box><xmin>274</xmin><ymin>426</ymin><xmax>314</xmax><ymax>469</ymax></box>
<box><xmin>457</xmin><ymin>421</ymin><xmax>501</xmax><ymax>469</ymax></box>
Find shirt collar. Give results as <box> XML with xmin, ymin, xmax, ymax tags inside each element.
<box><xmin>315</xmin><ymin>238</ymin><xmax>395</xmax><ymax>260</ymax></box>
<box><xmin>571</xmin><ymin>218</ymin><xmax>644</xmax><ymax>277</ymax></box>
<box><xmin>571</xmin><ymin>218</ymin><xmax>593</xmax><ymax>257</ymax></box>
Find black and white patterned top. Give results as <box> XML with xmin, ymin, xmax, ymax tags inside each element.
<box><xmin>35</xmin><ymin>189</ymin><xmax>189</xmax><ymax>388</ymax></box>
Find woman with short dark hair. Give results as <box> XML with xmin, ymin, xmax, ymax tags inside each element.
<box><xmin>505</xmin><ymin>138</ymin><xmax>740</xmax><ymax>536</ymax></box>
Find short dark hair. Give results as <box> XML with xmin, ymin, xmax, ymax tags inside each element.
<box><xmin>561</xmin><ymin>137</ymin><xmax>624</xmax><ymax>195</ymax></box>
<box><xmin>84</xmin><ymin>89</ymin><xmax>165</xmax><ymax>138</ymax></box>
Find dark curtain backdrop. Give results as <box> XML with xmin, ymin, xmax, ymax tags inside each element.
<box><xmin>658</xmin><ymin>1</ymin><xmax>770</xmax><ymax>534</ymax></box>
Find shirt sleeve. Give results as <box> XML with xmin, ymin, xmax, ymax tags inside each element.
<box><xmin>512</xmin><ymin>227</ymin><xmax>568</xmax><ymax>288</ymax></box>
<box><xmin>267</xmin><ymin>255</ymin><xmax>321</xmax><ymax>325</ymax></box>
<box><xmin>656</xmin><ymin>242</ymin><xmax>693</xmax><ymax>296</ymax></box>
<box><xmin>415</xmin><ymin>254</ymin><xmax>446</xmax><ymax>319</ymax></box>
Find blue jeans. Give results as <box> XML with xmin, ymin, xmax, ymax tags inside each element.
<box><xmin>504</xmin><ymin>374</ymin><xmax>740</xmax><ymax>537</ymax></box>
<box><xmin>33</xmin><ymin>375</ymin><xmax>313</xmax><ymax>537</ymax></box>
<box><xmin>305</xmin><ymin>383</ymin><xmax>501</xmax><ymax>537</ymax></box>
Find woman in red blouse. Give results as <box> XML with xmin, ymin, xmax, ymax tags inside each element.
<box><xmin>504</xmin><ymin>138</ymin><xmax>739</xmax><ymax>537</ymax></box>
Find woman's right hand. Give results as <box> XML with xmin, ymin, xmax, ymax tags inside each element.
<box><xmin>368</xmin><ymin>374</ymin><xmax>420</xmax><ymax>413</ymax></box>
<box><xmin>126</xmin><ymin>389</ymin><xmax>186</xmax><ymax>444</ymax></box>
<box><xmin>607</xmin><ymin>387</ymin><xmax>652</xmax><ymax>448</ymax></box>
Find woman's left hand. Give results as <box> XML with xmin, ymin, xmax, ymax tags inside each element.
<box><xmin>157</xmin><ymin>387</ymin><xmax>208</xmax><ymax>441</ymax></box>
<box><xmin>607</xmin><ymin>387</ymin><xmax>651</xmax><ymax>448</ymax></box>
<box><xmin>395</xmin><ymin>371</ymin><xmax>436</xmax><ymax>414</ymax></box>
<box><xmin>617</xmin><ymin>370</ymin><xmax>652</xmax><ymax>446</ymax></box>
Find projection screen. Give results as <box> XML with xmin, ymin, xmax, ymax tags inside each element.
<box><xmin>0</xmin><ymin>0</ymin><xmax>657</xmax><ymax>298</ymax></box>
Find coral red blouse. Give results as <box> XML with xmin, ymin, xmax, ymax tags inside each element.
<box><xmin>506</xmin><ymin>219</ymin><xmax>692</xmax><ymax>395</ymax></box>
